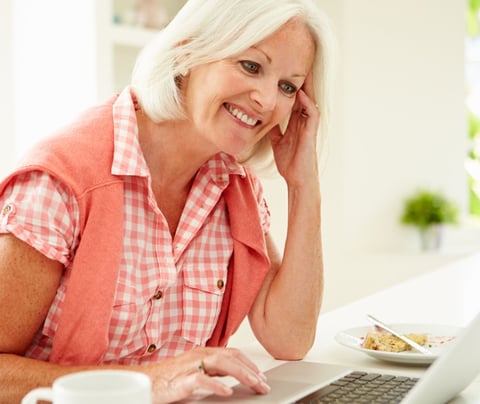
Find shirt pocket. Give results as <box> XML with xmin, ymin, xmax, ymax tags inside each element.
<box><xmin>106</xmin><ymin>281</ymin><xmax>150</xmax><ymax>356</ymax></box>
<box><xmin>181</xmin><ymin>264</ymin><xmax>227</xmax><ymax>346</ymax></box>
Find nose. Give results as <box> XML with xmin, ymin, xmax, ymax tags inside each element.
<box><xmin>250</xmin><ymin>79</ymin><xmax>278</xmax><ymax>112</ymax></box>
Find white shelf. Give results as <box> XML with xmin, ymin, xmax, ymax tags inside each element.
<box><xmin>110</xmin><ymin>24</ymin><xmax>159</xmax><ymax>47</ymax></box>
<box><xmin>96</xmin><ymin>0</ymin><xmax>186</xmax><ymax>100</ymax></box>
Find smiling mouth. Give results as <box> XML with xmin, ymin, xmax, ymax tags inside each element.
<box><xmin>224</xmin><ymin>103</ymin><xmax>260</xmax><ymax>127</ymax></box>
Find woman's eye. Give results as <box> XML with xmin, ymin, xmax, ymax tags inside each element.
<box><xmin>279</xmin><ymin>81</ymin><xmax>297</xmax><ymax>95</ymax></box>
<box><xmin>241</xmin><ymin>60</ymin><xmax>260</xmax><ymax>74</ymax></box>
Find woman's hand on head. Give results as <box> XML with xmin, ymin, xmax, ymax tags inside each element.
<box><xmin>268</xmin><ymin>70</ymin><xmax>320</xmax><ymax>187</ymax></box>
<box><xmin>145</xmin><ymin>347</ymin><xmax>270</xmax><ymax>403</ymax></box>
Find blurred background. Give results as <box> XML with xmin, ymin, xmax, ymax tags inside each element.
<box><xmin>1</xmin><ymin>0</ymin><xmax>479</xmax><ymax>311</ymax></box>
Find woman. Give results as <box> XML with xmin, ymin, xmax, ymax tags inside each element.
<box><xmin>0</xmin><ymin>0</ymin><xmax>334</xmax><ymax>402</ymax></box>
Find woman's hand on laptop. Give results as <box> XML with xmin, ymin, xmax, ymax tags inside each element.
<box><xmin>140</xmin><ymin>347</ymin><xmax>270</xmax><ymax>403</ymax></box>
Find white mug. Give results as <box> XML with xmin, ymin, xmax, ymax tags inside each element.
<box><xmin>21</xmin><ymin>370</ymin><xmax>152</xmax><ymax>404</ymax></box>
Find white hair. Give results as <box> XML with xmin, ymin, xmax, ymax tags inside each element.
<box><xmin>131</xmin><ymin>0</ymin><xmax>335</xmax><ymax>168</ymax></box>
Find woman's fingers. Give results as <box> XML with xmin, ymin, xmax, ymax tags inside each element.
<box><xmin>153</xmin><ymin>372</ymin><xmax>233</xmax><ymax>404</ymax></box>
<box><xmin>293</xmin><ymin>89</ymin><xmax>319</xmax><ymax>121</ymax></box>
<box><xmin>302</xmin><ymin>69</ymin><xmax>315</xmax><ymax>101</ymax></box>
<box><xmin>201</xmin><ymin>348</ymin><xmax>270</xmax><ymax>394</ymax></box>
<box><xmin>210</xmin><ymin>347</ymin><xmax>262</xmax><ymax>377</ymax></box>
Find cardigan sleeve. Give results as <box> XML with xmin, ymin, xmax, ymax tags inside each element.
<box><xmin>249</xmin><ymin>172</ymin><xmax>271</xmax><ymax>234</ymax></box>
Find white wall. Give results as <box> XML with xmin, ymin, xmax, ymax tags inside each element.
<box><xmin>339</xmin><ymin>0</ymin><xmax>466</xmax><ymax>254</ymax></box>
<box><xmin>11</xmin><ymin>0</ymin><xmax>98</xmax><ymax>160</ymax></box>
<box><xmin>0</xmin><ymin>0</ymin><xmax>15</xmax><ymax>177</ymax></box>
<box><xmin>263</xmin><ymin>0</ymin><xmax>468</xmax><ymax>258</ymax></box>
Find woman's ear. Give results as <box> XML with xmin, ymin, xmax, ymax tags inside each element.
<box><xmin>174</xmin><ymin>69</ymin><xmax>189</xmax><ymax>89</ymax></box>
<box><xmin>173</xmin><ymin>38</ymin><xmax>191</xmax><ymax>89</ymax></box>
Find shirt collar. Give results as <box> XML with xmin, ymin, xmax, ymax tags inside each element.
<box><xmin>111</xmin><ymin>87</ymin><xmax>150</xmax><ymax>177</ymax></box>
<box><xmin>201</xmin><ymin>153</ymin><xmax>246</xmax><ymax>186</ymax></box>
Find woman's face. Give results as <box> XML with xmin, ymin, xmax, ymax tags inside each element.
<box><xmin>183</xmin><ymin>19</ymin><xmax>316</xmax><ymax>157</ymax></box>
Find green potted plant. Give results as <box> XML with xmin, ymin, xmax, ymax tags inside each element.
<box><xmin>400</xmin><ymin>189</ymin><xmax>458</xmax><ymax>250</ymax></box>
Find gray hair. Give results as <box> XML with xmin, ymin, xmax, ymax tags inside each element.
<box><xmin>131</xmin><ymin>0</ymin><xmax>335</xmax><ymax>169</ymax></box>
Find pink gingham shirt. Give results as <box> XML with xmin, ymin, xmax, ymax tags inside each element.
<box><xmin>0</xmin><ymin>88</ymin><xmax>270</xmax><ymax>365</ymax></box>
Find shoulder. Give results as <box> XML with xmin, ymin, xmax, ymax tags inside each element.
<box><xmin>12</xmin><ymin>96</ymin><xmax>121</xmax><ymax>196</ymax></box>
<box><xmin>27</xmin><ymin>96</ymin><xmax>117</xmax><ymax>166</ymax></box>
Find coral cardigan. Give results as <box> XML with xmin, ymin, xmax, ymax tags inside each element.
<box><xmin>0</xmin><ymin>96</ymin><xmax>271</xmax><ymax>365</ymax></box>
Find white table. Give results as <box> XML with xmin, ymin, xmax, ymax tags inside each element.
<box><xmin>240</xmin><ymin>251</ymin><xmax>480</xmax><ymax>403</ymax></box>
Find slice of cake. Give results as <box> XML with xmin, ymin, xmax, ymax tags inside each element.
<box><xmin>362</xmin><ymin>332</ymin><xmax>427</xmax><ymax>352</ymax></box>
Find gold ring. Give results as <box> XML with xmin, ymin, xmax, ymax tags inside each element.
<box><xmin>198</xmin><ymin>361</ymin><xmax>206</xmax><ymax>374</ymax></box>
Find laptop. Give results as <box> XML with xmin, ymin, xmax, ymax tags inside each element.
<box><xmin>196</xmin><ymin>312</ymin><xmax>480</xmax><ymax>403</ymax></box>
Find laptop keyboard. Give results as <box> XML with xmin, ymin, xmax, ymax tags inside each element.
<box><xmin>295</xmin><ymin>371</ymin><xmax>419</xmax><ymax>404</ymax></box>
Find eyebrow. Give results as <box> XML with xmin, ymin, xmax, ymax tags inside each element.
<box><xmin>252</xmin><ymin>46</ymin><xmax>272</xmax><ymax>63</ymax></box>
<box><xmin>251</xmin><ymin>46</ymin><xmax>307</xmax><ymax>79</ymax></box>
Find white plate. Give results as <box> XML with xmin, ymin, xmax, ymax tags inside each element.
<box><xmin>335</xmin><ymin>323</ymin><xmax>462</xmax><ymax>365</ymax></box>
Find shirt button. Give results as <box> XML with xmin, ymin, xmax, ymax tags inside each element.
<box><xmin>153</xmin><ymin>290</ymin><xmax>163</xmax><ymax>300</ymax></box>
<box><xmin>217</xmin><ymin>279</ymin><xmax>225</xmax><ymax>290</ymax></box>
<box><xmin>147</xmin><ymin>344</ymin><xmax>157</xmax><ymax>353</ymax></box>
<box><xmin>1</xmin><ymin>204</ymin><xmax>12</xmax><ymax>216</ymax></box>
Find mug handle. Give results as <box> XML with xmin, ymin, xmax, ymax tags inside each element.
<box><xmin>21</xmin><ymin>387</ymin><xmax>53</xmax><ymax>404</ymax></box>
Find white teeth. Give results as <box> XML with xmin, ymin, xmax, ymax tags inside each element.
<box><xmin>226</xmin><ymin>104</ymin><xmax>258</xmax><ymax>127</ymax></box>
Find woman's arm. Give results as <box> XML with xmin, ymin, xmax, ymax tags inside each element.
<box><xmin>248</xmin><ymin>189</ymin><xmax>323</xmax><ymax>360</ymax></box>
<box><xmin>248</xmin><ymin>72</ymin><xmax>324</xmax><ymax>360</ymax></box>
<box><xmin>0</xmin><ymin>234</ymin><xmax>270</xmax><ymax>403</ymax></box>
<box><xmin>0</xmin><ymin>234</ymin><xmax>64</xmax><ymax>355</ymax></box>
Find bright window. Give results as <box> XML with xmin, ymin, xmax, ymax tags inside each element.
<box><xmin>466</xmin><ymin>0</ymin><xmax>480</xmax><ymax>215</ymax></box>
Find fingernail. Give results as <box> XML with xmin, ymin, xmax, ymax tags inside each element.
<box><xmin>247</xmin><ymin>373</ymin><xmax>260</xmax><ymax>384</ymax></box>
<box><xmin>260</xmin><ymin>381</ymin><xmax>271</xmax><ymax>392</ymax></box>
<box><xmin>258</xmin><ymin>372</ymin><xmax>267</xmax><ymax>382</ymax></box>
